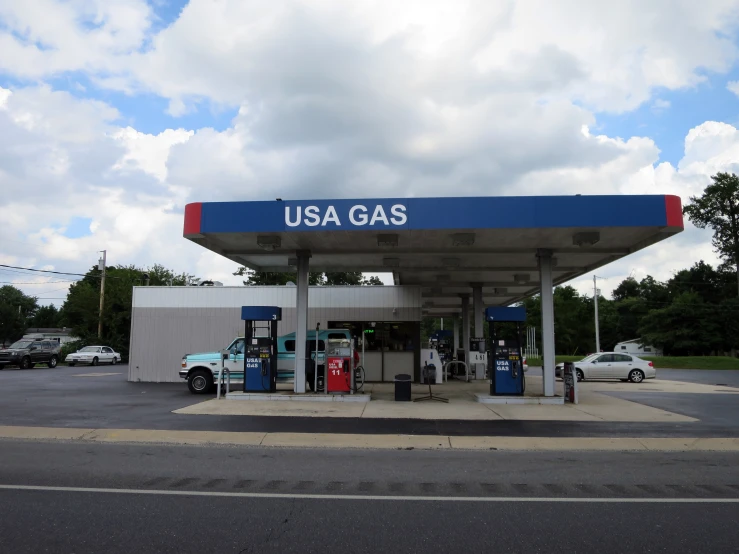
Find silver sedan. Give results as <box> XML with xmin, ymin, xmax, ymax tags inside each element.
<box><xmin>555</xmin><ymin>353</ymin><xmax>656</xmax><ymax>383</ymax></box>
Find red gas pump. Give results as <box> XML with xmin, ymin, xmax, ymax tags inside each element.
<box><xmin>326</xmin><ymin>338</ymin><xmax>354</xmax><ymax>393</ymax></box>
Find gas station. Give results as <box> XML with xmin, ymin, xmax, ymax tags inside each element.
<box><xmin>173</xmin><ymin>194</ymin><xmax>684</xmax><ymax>404</ymax></box>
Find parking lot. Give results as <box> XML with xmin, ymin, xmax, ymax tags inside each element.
<box><xmin>0</xmin><ymin>364</ymin><xmax>737</xmax><ymax>437</ymax></box>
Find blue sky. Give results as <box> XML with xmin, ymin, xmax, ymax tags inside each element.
<box><xmin>595</xmin><ymin>71</ymin><xmax>739</xmax><ymax>166</ymax></box>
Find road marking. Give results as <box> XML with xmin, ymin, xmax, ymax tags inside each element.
<box><xmin>70</xmin><ymin>373</ymin><xmax>122</xmax><ymax>377</ymax></box>
<box><xmin>0</xmin><ymin>484</ymin><xmax>737</xmax><ymax>503</ymax></box>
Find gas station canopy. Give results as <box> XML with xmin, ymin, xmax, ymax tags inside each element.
<box><xmin>183</xmin><ymin>195</ymin><xmax>683</xmax><ymax>314</ymax></box>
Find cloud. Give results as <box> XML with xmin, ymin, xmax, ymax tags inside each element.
<box><xmin>2</xmin><ymin>1</ymin><xmax>739</xmax><ymax>305</ymax></box>
<box><xmin>728</xmin><ymin>80</ymin><xmax>739</xmax><ymax>96</ymax></box>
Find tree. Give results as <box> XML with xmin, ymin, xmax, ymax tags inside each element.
<box><xmin>639</xmin><ymin>292</ymin><xmax>721</xmax><ymax>355</ymax></box>
<box><xmin>0</xmin><ymin>286</ymin><xmax>38</xmax><ymax>346</ymax></box>
<box><xmin>29</xmin><ymin>305</ymin><xmax>61</xmax><ymax>328</ymax></box>
<box><xmin>60</xmin><ymin>264</ymin><xmax>195</xmax><ymax>360</ymax></box>
<box><xmin>234</xmin><ymin>267</ymin><xmax>385</xmax><ymax>286</ymax></box>
<box><xmin>683</xmin><ymin>172</ymin><xmax>739</xmax><ymax>296</ymax></box>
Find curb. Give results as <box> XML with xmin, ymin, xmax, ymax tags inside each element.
<box><xmin>1</xmin><ymin>426</ymin><xmax>739</xmax><ymax>452</ymax></box>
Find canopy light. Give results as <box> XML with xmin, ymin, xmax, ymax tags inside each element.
<box><xmin>572</xmin><ymin>231</ymin><xmax>600</xmax><ymax>247</ymax></box>
<box><xmin>383</xmin><ymin>257</ymin><xmax>400</xmax><ymax>268</ymax></box>
<box><xmin>377</xmin><ymin>234</ymin><xmax>399</xmax><ymax>247</ymax></box>
<box><xmin>513</xmin><ymin>273</ymin><xmax>530</xmax><ymax>283</ymax></box>
<box><xmin>451</xmin><ymin>233</ymin><xmax>475</xmax><ymax>247</ymax></box>
<box><xmin>257</xmin><ymin>236</ymin><xmax>281</xmax><ymax>251</ymax></box>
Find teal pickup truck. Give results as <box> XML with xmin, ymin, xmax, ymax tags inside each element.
<box><xmin>179</xmin><ymin>328</ymin><xmax>356</xmax><ymax>394</ymax></box>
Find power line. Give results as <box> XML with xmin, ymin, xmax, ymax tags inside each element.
<box><xmin>0</xmin><ymin>264</ymin><xmax>89</xmax><ymax>277</ymax></box>
<box><xmin>0</xmin><ymin>280</ymin><xmax>79</xmax><ymax>285</ymax></box>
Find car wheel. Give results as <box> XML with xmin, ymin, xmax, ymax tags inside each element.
<box><xmin>576</xmin><ymin>369</ymin><xmax>584</xmax><ymax>382</ymax></box>
<box><xmin>47</xmin><ymin>356</ymin><xmax>58</xmax><ymax>368</ymax></box>
<box><xmin>628</xmin><ymin>369</ymin><xmax>645</xmax><ymax>383</ymax></box>
<box><xmin>188</xmin><ymin>369</ymin><xmax>213</xmax><ymax>395</ymax></box>
<box><xmin>92</xmin><ymin>357</ymin><xmax>99</xmax><ymax>366</ymax></box>
<box><xmin>20</xmin><ymin>357</ymin><xmax>32</xmax><ymax>370</ymax></box>
<box><xmin>111</xmin><ymin>357</ymin><xmax>117</xmax><ymax>365</ymax></box>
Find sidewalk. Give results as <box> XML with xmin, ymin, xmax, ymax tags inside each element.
<box><xmin>172</xmin><ymin>375</ymin><xmax>732</xmax><ymax>423</ymax></box>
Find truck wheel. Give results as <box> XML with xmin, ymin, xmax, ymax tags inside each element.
<box><xmin>20</xmin><ymin>357</ymin><xmax>32</xmax><ymax>370</ymax></box>
<box><xmin>47</xmin><ymin>356</ymin><xmax>58</xmax><ymax>368</ymax></box>
<box><xmin>188</xmin><ymin>370</ymin><xmax>213</xmax><ymax>394</ymax></box>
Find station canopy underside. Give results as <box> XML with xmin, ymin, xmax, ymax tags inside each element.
<box><xmin>183</xmin><ymin>195</ymin><xmax>684</xmax><ymax>315</ymax></box>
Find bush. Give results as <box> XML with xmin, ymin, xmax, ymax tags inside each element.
<box><xmin>60</xmin><ymin>340</ymin><xmax>85</xmax><ymax>362</ymax></box>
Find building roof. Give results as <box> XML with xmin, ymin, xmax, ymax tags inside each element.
<box><xmin>183</xmin><ymin>195</ymin><xmax>683</xmax><ymax>314</ymax></box>
<box><xmin>25</xmin><ymin>328</ymin><xmax>73</xmax><ymax>335</ymax></box>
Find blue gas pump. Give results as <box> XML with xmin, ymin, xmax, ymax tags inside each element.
<box><xmin>241</xmin><ymin>306</ymin><xmax>281</xmax><ymax>393</ymax></box>
<box><xmin>486</xmin><ymin>306</ymin><xmax>526</xmax><ymax>396</ymax></box>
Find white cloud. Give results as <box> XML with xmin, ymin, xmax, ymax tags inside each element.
<box><xmin>2</xmin><ymin>1</ymin><xmax>739</xmax><ymax>305</ymax></box>
<box><xmin>727</xmin><ymin>80</ymin><xmax>739</xmax><ymax>96</ymax></box>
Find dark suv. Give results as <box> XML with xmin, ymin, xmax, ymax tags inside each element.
<box><xmin>0</xmin><ymin>339</ymin><xmax>61</xmax><ymax>370</ymax></box>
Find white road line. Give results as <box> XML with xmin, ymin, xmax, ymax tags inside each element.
<box><xmin>0</xmin><ymin>484</ymin><xmax>737</xmax><ymax>503</ymax></box>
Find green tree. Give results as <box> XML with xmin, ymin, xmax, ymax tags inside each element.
<box><xmin>234</xmin><ymin>267</ymin><xmax>384</xmax><ymax>286</ymax></box>
<box><xmin>639</xmin><ymin>292</ymin><xmax>720</xmax><ymax>355</ymax></box>
<box><xmin>234</xmin><ymin>267</ymin><xmax>323</xmax><ymax>286</ymax></box>
<box><xmin>683</xmin><ymin>172</ymin><xmax>739</xmax><ymax>295</ymax></box>
<box><xmin>0</xmin><ymin>286</ymin><xmax>38</xmax><ymax>345</ymax></box>
<box><xmin>29</xmin><ymin>304</ymin><xmax>61</xmax><ymax>328</ymax></box>
<box><xmin>60</xmin><ymin>264</ymin><xmax>195</xmax><ymax>360</ymax></box>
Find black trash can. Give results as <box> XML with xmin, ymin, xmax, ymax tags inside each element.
<box><xmin>394</xmin><ymin>373</ymin><xmax>412</xmax><ymax>401</ymax></box>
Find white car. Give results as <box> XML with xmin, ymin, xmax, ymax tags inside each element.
<box><xmin>555</xmin><ymin>352</ymin><xmax>655</xmax><ymax>383</ymax></box>
<box><xmin>66</xmin><ymin>346</ymin><xmax>121</xmax><ymax>366</ymax></box>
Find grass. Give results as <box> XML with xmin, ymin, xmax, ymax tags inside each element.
<box><xmin>526</xmin><ymin>355</ymin><xmax>739</xmax><ymax>370</ymax></box>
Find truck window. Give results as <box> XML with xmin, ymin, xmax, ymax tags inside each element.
<box><xmin>284</xmin><ymin>340</ymin><xmax>295</xmax><ymax>352</ymax></box>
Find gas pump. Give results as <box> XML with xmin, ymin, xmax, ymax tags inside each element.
<box><xmin>486</xmin><ymin>306</ymin><xmax>526</xmax><ymax>396</ymax></box>
<box><xmin>241</xmin><ymin>306</ymin><xmax>281</xmax><ymax>393</ymax></box>
<box><xmin>326</xmin><ymin>337</ymin><xmax>355</xmax><ymax>394</ymax></box>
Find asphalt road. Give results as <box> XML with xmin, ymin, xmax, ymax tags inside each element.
<box><xmin>1</xmin><ymin>364</ymin><xmax>738</xmax><ymax>437</ymax></box>
<box><xmin>1</xmin><ymin>440</ymin><xmax>738</xmax><ymax>553</ymax></box>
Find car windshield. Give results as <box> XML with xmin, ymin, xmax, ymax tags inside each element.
<box><xmin>579</xmin><ymin>354</ymin><xmax>600</xmax><ymax>362</ymax></box>
<box><xmin>9</xmin><ymin>340</ymin><xmax>33</xmax><ymax>349</ymax></box>
<box><xmin>79</xmin><ymin>347</ymin><xmax>99</xmax><ymax>353</ymax></box>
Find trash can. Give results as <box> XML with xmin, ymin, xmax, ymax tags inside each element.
<box><xmin>394</xmin><ymin>373</ymin><xmax>412</xmax><ymax>401</ymax></box>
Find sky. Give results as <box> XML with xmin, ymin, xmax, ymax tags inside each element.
<box><xmin>1</xmin><ymin>0</ymin><xmax>739</xmax><ymax>306</ymax></box>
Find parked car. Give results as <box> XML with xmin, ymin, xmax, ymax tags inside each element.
<box><xmin>65</xmin><ymin>346</ymin><xmax>121</xmax><ymax>366</ymax></box>
<box><xmin>554</xmin><ymin>352</ymin><xmax>655</xmax><ymax>383</ymax></box>
<box><xmin>0</xmin><ymin>339</ymin><xmax>61</xmax><ymax>369</ymax></box>
<box><xmin>523</xmin><ymin>356</ymin><xmax>528</xmax><ymax>372</ymax></box>
<box><xmin>180</xmin><ymin>329</ymin><xmax>357</xmax><ymax>394</ymax></box>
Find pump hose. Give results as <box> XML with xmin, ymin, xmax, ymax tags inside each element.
<box><xmin>347</xmin><ymin>365</ymin><xmax>365</xmax><ymax>392</ymax></box>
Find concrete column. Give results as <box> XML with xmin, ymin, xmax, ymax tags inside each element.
<box><xmin>453</xmin><ymin>317</ymin><xmax>460</xmax><ymax>353</ymax></box>
<box><xmin>294</xmin><ymin>251</ymin><xmax>311</xmax><ymax>393</ymax></box>
<box><xmin>472</xmin><ymin>284</ymin><xmax>484</xmax><ymax>379</ymax></box>
<box><xmin>461</xmin><ymin>294</ymin><xmax>470</xmax><ymax>374</ymax></box>
<box><xmin>537</xmin><ymin>249</ymin><xmax>555</xmax><ymax>397</ymax></box>
<box><xmin>472</xmin><ymin>285</ymin><xmax>484</xmax><ymax>339</ymax></box>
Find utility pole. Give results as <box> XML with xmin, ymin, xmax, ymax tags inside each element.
<box><xmin>98</xmin><ymin>250</ymin><xmax>107</xmax><ymax>339</ymax></box>
<box><xmin>593</xmin><ymin>275</ymin><xmax>601</xmax><ymax>353</ymax></box>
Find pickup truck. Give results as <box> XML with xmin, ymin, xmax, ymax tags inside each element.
<box><xmin>179</xmin><ymin>329</ymin><xmax>357</xmax><ymax>394</ymax></box>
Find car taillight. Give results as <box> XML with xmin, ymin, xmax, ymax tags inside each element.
<box><xmin>648</xmin><ymin>362</ymin><xmax>653</xmax><ymax>367</ymax></box>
